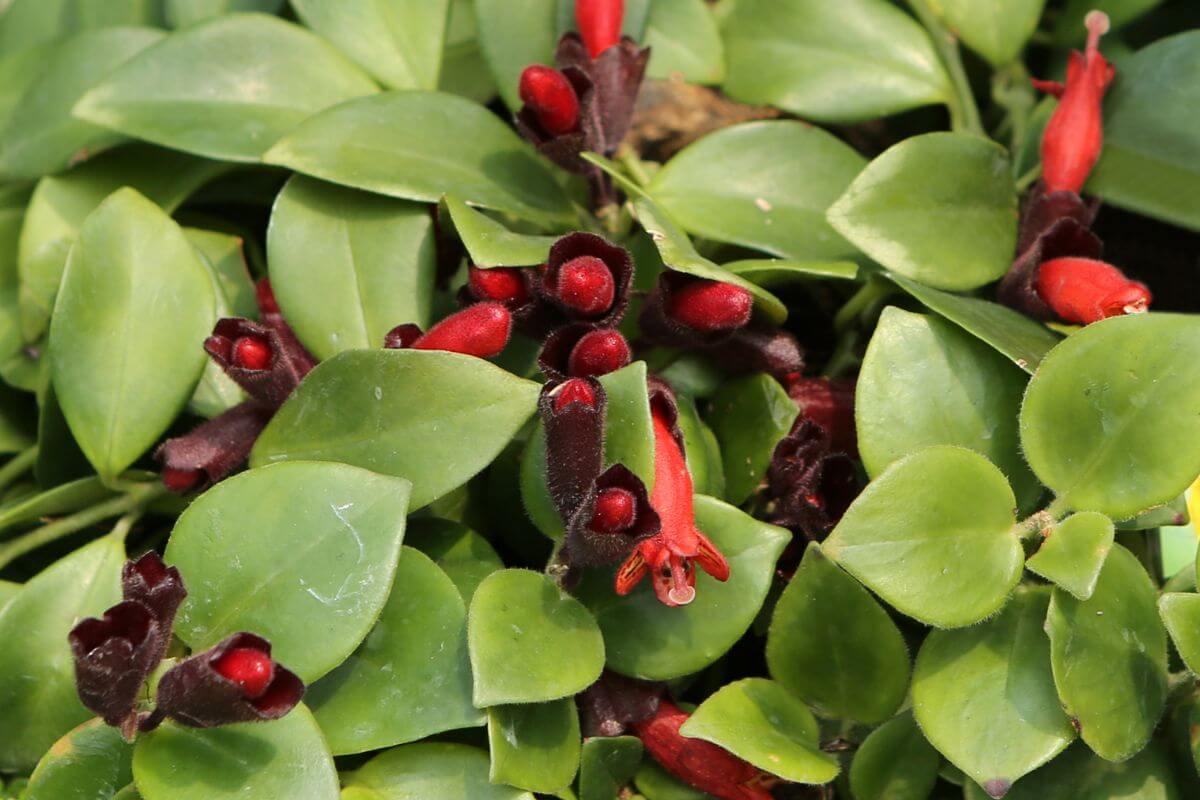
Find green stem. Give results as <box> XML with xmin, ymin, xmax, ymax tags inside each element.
<box><xmin>0</xmin><ymin>482</ymin><xmax>166</xmax><ymax>570</ymax></box>
<box><xmin>1015</xmin><ymin>163</ymin><xmax>1043</xmax><ymax>193</ymax></box>
<box><xmin>617</xmin><ymin>149</ymin><xmax>653</xmax><ymax>188</ymax></box>
<box><xmin>0</xmin><ymin>446</ymin><xmax>36</xmax><ymax>494</ymax></box>
<box><xmin>833</xmin><ymin>277</ymin><xmax>891</xmax><ymax>333</ymax></box>
<box><xmin>907</xmin><ymin>0</ymin><xmax>985</xmax><ymax>136</ymax></box>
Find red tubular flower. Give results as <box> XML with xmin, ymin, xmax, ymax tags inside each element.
<box><xmin>232</xmin><ymin>336</ymin><xmax>271</xmax><ymax>371</ymax></box>
<box><xmin>1033</xmin><ymin>11</ymin><xmax>1115</xmax><ymax>195</ymax></box>
<box><xmin>519</xmin><ymin>65</ymin><xmax>581</xmax><ymax>136</ymax></box>
<box><xmin>657</xmin><ymin>275</ymin><xmax>754</xmax><ymax>334</ymax></box>
<box><xmin>468</xmin><ymin>265</ymin><xmax>531</xmax><ymax>307</ymax></box>
<box><xmin>577</xmin><ymin>0</ymin><xmax>624</xmax><ymax>58</ymax></box>
<box><xmin>787</xmin><ymin>377</ymin><xmax>857</xmax><ymax>457</ymax></box>
<box><xmin>214</xmin><ymin>647</ymin><xmax>274</xmax><ymax>698</ymax></box>
<box><xmin>616</xmin><ymin>388</ymin><xmax>729</xmax><ymax>607</ymax></box>
<box><xmin>395</xmin><ymin>302</ymin><xmax>513</xmax><ymax>358</ymax></box>
<box><xmin>1035</xmin><ymin>256</ymin><xmax>1152</xmax><ymax>324</ymax></box>
<box><xmin>632</xmin><ymin>699</ymin><xmax>780</xmax><ymax>800</ymax></box>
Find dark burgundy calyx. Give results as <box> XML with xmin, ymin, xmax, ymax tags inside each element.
<box><xmin>467</xmin><ymin>265</ymin><xmax>532</xmax><ymax>307</ymax></box>
<box><xmin>578</xmin><ymin>669</ymin><xmax>665</xmax><ymax>738</ymax></box>
<box><xmin>563</xmin><ymin>463</ymin><xmax>660</xmax><ymax>569</ymax></box>
<box><xmin>69</xmin><ymin>600</ymin><xmax>161</xmax><ymax>728</ymax></box>
<box><xmin>786</xmin><ymin>376</ymin><xmax>858</xmax><ymax>458</ymax></box>
<box><xmin>382</xmin><ymin>323</ymin><xmax>424</xmax><ymax>350</ymax></box>
<box><xmin>519</xmin><ymin>65</ymin><xmax>581</xmax><ymax>136</ymax></box>
<box><xmin>205</xmin><ymin>318</ymin><xmax>315</xmax><ymax>409</ymax></box>
<box><xmin>122</xmin><ymin>552</ymin><xmax>187</xmax><ymax>654</ymax></box>
<box><xmin>155</xmin><ymin>400</ymin><xmax>275</xmax><ymax>494</ymax></box>
<box><xmin>767</xmin><ymin>419</ymin><xmax>861</xmax><ymax>542</ymax></box>
<box><xmin>540</xmin><ymin>377</ymin><xmax>607</xmax><ymax>523</ymax></box>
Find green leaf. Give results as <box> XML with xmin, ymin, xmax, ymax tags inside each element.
<box><xmin>439</xmin><ymin>0</ymin><xmax>496</xmax><ymax>104</ymax></box>
<box><xmin>0</xmin><ymin>476</ymin><xmax>115</xmax><ymax>537</ymax></box>
<box><xmin>49</xmin><ymin>188</ymin><xmax>215</xmax><ymax>482</ymax></box>
<box><xmin>0</xmin><ymin>27</ymin><xmax>163</xmax><ymax>179</ymax></box>
<box><xmin>1088</xmin><ymin>32</ymin><xmax>1200</xmax><ymax>231</ymax></box>
<box><xmin>0</xmin><ymin>0</ymin><xmax>165</xmax><ymax>53</ymax></box>
<box><xmin>23</xmin><ymin>719</ymin><xmax>132</xmax><ymax>800</ymax></box>
<box><xmin>889</xmin><ymin>272</ymin><xmax>1060</xmax><ymax>373</ymax></box>
<box><xmin>766</xmin><ymin>543</ymin><xmax>910</xmax><ymax>724</ymax></box>
<box><xmin>468</xmin><ymin>569</ymin><xmax>604</xmax><ymax>706</ymax></box>
<box><xmin>267</xmin><ymin>176</ymin><xmax>436</xmax><ymax>360</ymax></box>
<box><xmin>648</xmin><ymin>121</ymin><xmax>863</xmax><ymax>261</ymax></box>
<box><xmin>264</xmin><ymin>91</ymin><xmax>575</xmax><ymax>230</ymax></box>
<box><xmin>1160</xmin><ymin>592</ymin><xmax>1200</xmax><ymax>676</ymax></box>
<box><xmin>0</xmin><ymin>579</ymin><xmax>18</xmax><ymax>611</ymax></box>
<box><xmin>346</xmin><ymin>742</ymin><xmax>534</xmax><ymax>800</ymax></box>
<box><xmin>722</xmin><ymin>0</ymin><xmax>950</xmax><ymax>122</ymax></box>
<box><xmin>680</xmin><ymin>678</ymin><xmax>840</xmax><ymax>784</ymax></box>
<box><xmin>675</xmin><ymin>393</ymin><xmax>723</xmax><ymax>498</ymax></box>
<box><xmin>634</xmin><ymin>762</ymin><xmax>710</xmax><ymax>800</ymax></box>
<box><xmin>962</xmin><ymin>742</ymin><xmax>1182</xmax><ymax>800</ymax></box>
<box><xmin>707</xmin><ymin>373</ymin><xmax>797</xmax><ymax>505</ymax></box>
<box><xmin>857</xmin><ymin>307</ymin><xmax>1040</xmax><ymax>508</ymax></box>
<box><xmin>405</xmin><ymin>517</ymin><xmax>503</xmax><ymax>604</ymax></box>
<box><xmin>1045</xmin><ymin>545</ymin><xmax>1168</xmax><ymax>762</ymax></box>
<box><xmin>472</xmin><ymin>0</ymin><xmax>557</xmax><ymax>110</ymax></box>
<box><xmin>848</xmin><ymin>712</ymin><xmax>940</xmax><ymax>800</ymax></box>
<box><xmin>1026</xmin><ymin>512</ymin><xmax>1115</xmax><ymax>601</ymax></box>
<box><xmin>913</xmin><ymin>587</ymin><xmax>1074</xmax><ymax>794</ymax></box>
<box><xmin>823</xmin><ymin>446</ymin><xmax>1021</xmax><ymax>628</ymax></box>
<box><xmin>308</xmin><ymin>546</ymin><xmax>482</xmax><ymax>754</ymax></box>
<box><xmin>725</xmin><ymin>258</ymin><xmax>860</xmax><ymax>285</ymax></box>
<box><xmin>132</xmin><ymin>706</ymin><xmax>339</xmax><ymax>800</ymax></box>
<box><xmin>74</xmin><ymin>14</ymin><xmax>378</xmax><ymax>162</ymax></box>
<box><xmin>165</xmin><ymin>0</ymin><xmax>286</xmax><ymax>27</ymax></box>
<box><xmin>0</xmin><ymin>43</ymin><xmax>57</xmax><ymax>133</ymax></box>
<box><xmin>577</xmin><ymin>495</ymin><xmax>789</xmax><ymax>680</ymax></box>
<box><xmin>827</xmin><ymin>133</ymin><xmax>1018</xmax><ymax>291</ymax></box>
<box><xmin>931</xmin><ymin>0</ymin><xmax>1045</xmax><ymax>67</ymax></box>
<box><xmin>292</xmin><ymin>0</ymin><xmax>449</xmax><ymax>90</ymax></box>
<box><xmin>165</xmin><ymin>461</ymin><xmax>411</xmax><ymax>682</ymax></box>
<box><xmin>0</xmin><ymin>534</ymin><xmax>124</xmax><ymax>772</ymax></box>
<box><xmin>18</xmin><ymin>144</ymin><xmax>226</xmax><ymax>344</ymax></box>
<box><xmin>644</xmin><ymin>0</ymin><xmax>724</xmax><ymax>84</ymax></box>
<box><xmin>1020</xmin><ymin>314</ymin><xmax>1200</xmax><ymax>519</ymax></box>
<box><xmin>187</xmin><ymin>228</ymin><xmax>252</xmax><ymax>418</ymax></box>
<box><xmin>251</xmin><ymin>349</ymin><xmax>540</xmax><ymax>510</ymax></box>
<box><xmin>579</xmin><ymin>736</ymin><xmax>643</xmax><ymax>800</ymax></box>
<box><xmin>487</xmin><ymin>699</ymin><xmax>581</xmax><ymax>793</ymax></box>
<box><xmin>443</xmin><ymin>195</ymin><xmax>556</xmax><ymax>268</ymax></box>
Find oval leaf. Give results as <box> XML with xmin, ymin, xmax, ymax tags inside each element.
<box><xmin>405</xmin><ymin>517</ymin><xmax>503</xmax><ymax>604</ymax></box>
<box><xmin>579</xmin><ymin>736</ymin><xmax>643</xmax><ymax>800</ymax></box>
<box><xmin>1026</xmin><ymin>512</ymin><xmax>1115</xmax><ymax>601</ymax></box>
<box><xmin>347</xmin><ymin>742</ymin><xmax>534</xmax><ymax>800</ymax></box>
<box><xmin>1160</xmin><ymin>592</ymin><xmax>1200</xmax><ymax>676</ymax></box>
<box><xmin>705</xmin><ymin>373</ymin><xmax>797</xmax><ymax>506</ymax></box>
<box><xmin>23</xmin><ymin>719</ymin><xmax>132</xmax><ymax>800</ymax></box>
<box><xmin>932</xmin><ymin>0</ymin><xmax>1045</xmax><ymax>67</ymax></box>
<box><xmin>443</xmin><ymin>195</ymin><xmax>556</xmax><ymax>268</ymax></box>
<box><xmin>487</xmin><ymin>699</ymin><xmax>581</xmax><ymax>793</ymax></box>
<box><xmin>644</xmin><ymin>0</ymin><xmax>724</xmax><ymax>84</ymax></box>
<box><xmin>849</xmin><ymin>712</ymin><xmax>940</xmax><ymax>800</ymax></box>
<box><xmin>473</xmin><ymin>0</ymin><xmax>557</xmax><ymax>110</ymax></box>
<box><xmin>962</xmin><ymin>742</ymin><xmax>1181</xmax><ymax>800</ymax></box>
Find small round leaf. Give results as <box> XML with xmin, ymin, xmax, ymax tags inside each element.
<box><xmin>1026</xmin><ymin>512</ymin><xmax>1115</xmax><ymax>601</ymax></box>
<box><xmin>347</xmin><ymin>742</ymin><xmax>534</xmax><ymax>800</ymax></box>
<box><xmin>849</xmin><ymin>712</ymin><xmax>940</xmax><ymax>800</ymax></box>
<box><xmin>487</xmin><ymin>699</ymin><xmax>581</xmax><ymax>793</ymax></box>
<box><xmin>23</xmin><ymin>718</ymin><xmax>132</xmax><ymax>800</ymax></box>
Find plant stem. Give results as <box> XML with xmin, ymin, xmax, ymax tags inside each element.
<box><xmin>1015</xmin><ymin>163</ymin><xmax>1043</xmax><ymax>192</ymax></box>
<box><xmin>833</xmin><ymin>276</ymin><xmax>892</xmax><ymax>334</ymax></box>
<box><xmin>0</xmin><ymin>446</ymin><xmax>36</xmax><ymax>494</ymax></box>
<box><xmin>907</xmin><ymin>0</ymin><xmax>985</xmax><ymax>137</ymax></box>
<box><xmin>0</xmin><ymin>482</ymin><xmax>166</xmax><ymax>570</ymax></box>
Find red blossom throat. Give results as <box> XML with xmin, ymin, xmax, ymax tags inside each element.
<box><xmin>213</xmin><ymin>647</ymin><xmax>274</xmax><ymax>699</ymax></box>
<box><xmin>555</xmin><ymin>255</ymin><xmax>616</xmax><ymax>316</ymax></box>
<box><xmin>666</xmin><ymin>279</ymin><xmax>753</xmax><ymax>333</ymax></box>
<box><xmin>519</xmin><ymin>65</ymin><xmax>582</xmax><ymax>136</ymax></box>
<box><xmin>468</xmin><ymin>265</ymin><xmax>530</xmax><ymax>306</ymax></box>
<box><xmin>411</xmin><ymin>302</ymin><xmax>513</xmax><ymax>358</ymax></box>
<box><xmin>568</xmin><ymin>329</ymin><xmax>631</xmax><ymax>377</ymax></box>
<box><xmin>1035</xmin><ymin>256</ymin><xmax>1151</xmax><ymax>324</ymax></box>
<box><xmin>576</xmin><ymin>0</ymin><xmax>624</xmax><ymax>58</ymax></box>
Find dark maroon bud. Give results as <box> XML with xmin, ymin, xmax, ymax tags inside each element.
<box><xmin>577</xmin><ymin>670</ymin><xmax>664</xmax><ymax>738</ymax></box>
<box><xmin>468</xmin><ymin>265</ymin><xmax>531</xmax><ymax>307</ymax></box>
<box><xmin>382</xmin><ymin>323</ymin><xmax>424</xmax><ymax>350</ymax></box>
<box><xmin>568</xmin><ymin>328</ymin><xmax>630</xmax><ymax>377</ymax></box>
<box><xmin>563</xmin><ymin>463</ymin><xmax>659</xmax><ymax>568</ymax></box>
<box><xmin>705</xmin><ymin>327</ymin><xmax>805</xmax><ymax>381</ymax></box>
<box><xmin>122</xmin><ymin>552</ymin><xmax>187</xmax><ymax>664</ymax></box>
<box><xmin>153</xmin><ymin>632</ymin><xmax>304</xmax><ymax>729</ymax></box>
<box><xmin>787</xmin><ymin>377</ymin><xmax>857</xmax><ymax>457</ymax></box>
<box><xmin>767</xmin><ymin>419</ymin><xmax>861</xmax><ymax>542</ymax></box>
<box><xmin>155</xmin><ymin>401</ymin><xmax>275</xmax><ymax>493</ymax></box>
<box><xmin>554</xmin><ymin>32</ymin><xmax>649</xmax><ymax>157</ymax></box>
<box><xmin>205</xmin><ymin>318</ymin><xmax>315</xmax><ymax>409</ymax></box>
<box><xmin>69</xmin><ymin>600</ymin><xmax>160</xmax><ymax>729</ymax></box>
<box><xmin>664</xmin><ymin>278</ymin><xmax>753</xmax><ymax>332</ymax></box>
<box><xmin>540</xmin><ymin>233</ymin><xmax>634</xmax><ymax>326</ymax></box>
<box><xmin>540</xmin><ymin>378</ymin><xmax>607</xmax><ymax>522</ymax></box>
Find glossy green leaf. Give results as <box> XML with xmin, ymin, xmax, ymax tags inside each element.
<box><xmin>0</xmin><ymin>27</ymin><xmax>162</xmax><ymax>179</ymax></box>
<box><xmin>644</xmin><ymin>0</ymin><xmax>724</xmax><ymax>84</ymax></box>
<box><xmin>962</xmin><ymin>742</ymin><xmax>1181</xmax><ymax>800</ymax></box>
<box><xmin>439</xmin><ymin>0</ymin><xmax>496</xmax><ymax>103</ymax></box>
<box><xmin>0</xmin><ymin>43</ymin><xmax>57</xmax><ymax>134</ymax></box>
<box><xmin>405</xmin><ymin>518</ymin><xmax>503</xmax><ymax>604</ymax></box>
<box><xmin>346</xmin><ymin>742</ymin><xmax>534</xmax><ymax>800</ymax></box>
<box><xmin>133</xmin><ymin>706</ymin><xmax>339</xmax><ymax>800</ymax></box>
<box><xmin>848</xmin><ymin>712</ymin><xmax>940</xmax><ymax>800</ymax></box>
<box><xmin>33</xmin><ymin>384</ymin><xmax>93</xmax><ymax>488</ymax></box>
<box><xmin>0</xmin><ymin>579</ymin><xmax>18</xmax><ymax>611</ymax></box>
<box><xmin>828</xmin><ymin>133</ymin><xmax>1017</xmax><ymax>291</ymax></box>
<box><xmin>267</xmin><ymin>176</ymin><xmax>436</xmax><ymax>359</ymax></box>
<box><xmin>251</xmin><ymin>349</ymin><xmax>540</xmax><ymax>510</ymax></box>
<box><xmin>823</xmin><ymin>446</ymin><xmax>1021</xmax><ymax>628</ymax></box>
<box><xmin>0</xmin><ymin>384</ymin><xmax>34</xmax><ymax>455</ymax></box>
<box><xmin>165</xmin><ymin>0</ymin><xmax>287</xmax><ymax>26</ymax></box>
<box><xmin>579</xmin><ymin>736</ymin><xmax>643</xmax><ymax>800</ymax></box>
<box><xmin>766</xmin><ymin>543</ymin><xmax>909</xmax><ymax>724</ymax></box>
<box><xmin>1026</xmin><ymin>512</ymin><xmax>1115</xmax><ymax>601</ymax></box>
<box><xmin>634</xmin><ymin>762</ymin><xmax>710</xmax><ymax>800</ymax></box>
<box><xmin>0</xmin><ymin>185</ymin><xmax>31</xmax><ymax>389</ymax></box>
<box><xmin>1160</xmin><ymin>592</ymin><xmax>1200</xmax><ymax>676</ymax></box>
<box><xmin>680</xmin><ymin>678</ymin><xmax>839</xmax><ymax>784</ymax></box>
<box><xmin>932</xmin><ymin>0</ymin><xmax>1045</xmax><ymax>67</ymax></box>
<box><xmin>472</xmin><ymin>0</ymin><xmax>557</xmax><ymax>110</ymax></box>
<box><xmin>0</xmin><ymin>0</ymin><xmax>164</xmax><ymax>53</ymax></box>
<box><xmin>578</xmin><ymin>495</ymin><xmax>789</xmax><ymax>680</ymax></box>
<box><xmin>468</xmin><ymin>569</ymin><xmax>604</xmax><ymax>706</ymax></box>
<box><xmin>264</xmin><ymin>91</ymin><xmax>575</xmax><ymax>230</ymax></box>
<box><xmin>112</xmin><ymin>785</ymin><xmax>142</xmax><ymax>800</ymax></box>
<box><xmin>488</xmin><ymin>699</ymin><xmax>581</xmax><ymax>793</ymax></box>
<box><xmin>292</xmin><ymin>0</ymin><xmax>449</xmax><ymax>89</ymax></box>
<box><xmin>1089</xmin><ymin>32</ymin><xmax>1200</xmax><ymax>231</ymax></box>
<box><xmin>722</xmin><ymin>0</ymin><xmax>950</xmax><ymax>122</ymax></box>
<box><xmin>857</xmin><ymin>308</ymin><xmax>1039</xmax><ymax>507</ymax></box>
<box><xmin>187</xmin><ymin>228</ymin><xmax>251</xmax><ymax>418</ymax></box>
<box><xmin>1020</xmin><ymin>314</ymin><xmax>1200</xmax><ymax>519</ymax></box>
<box><xmin>725</xmin><ymin>258</ymin><xmax>859</xmax><ymax>285</ymax></box>
<box><xmin>23</xmin><ymin>719</ymin><xmax>132</xmax><ymax>800</ymax></box>
<box><xmin>0</xmin><ymin>534</ymin><xmax>124</xmax><ymax>772</ymax></box>
<box><xmin>443</xmin><ymin>195</ymin><xmax>556</xmax><ymax>268</ymax></box>
<box><xmin>675</xmin><ymin>393</ymin><xmax>723</xmax><ymax>498</ymax></box>
<box><xmin>74</xmin><ymin>14</ymin><xmax>378</xmax><ymax>162</ymax></box>
<box><xmin>707</xmin><ymin>373</ymin><xmax>797</xmax><ymax>505</ymax></box>
<box><xmin>649</xmin><ymin>121</ymin><xmax>862</xmax><ymax>261</ymax></box>
<box><xmin>49</xmin><ymin>188</ymin><xmax>214</xmax><ymax>481</ymax></box>
<box><xmin>166</xmin><ymin>461</ymin><xmax>411</xmax><ymax>681</ymax></box>
<box><xmin>889</xmin><ymin>273</ymin><xmax>1060</xmax><ymax>372</ymax></box>
<box><xmin>0</xmin><ymin>476</ymin><xmax>114</xmax><ymax>537</ymax></box>
<box><xmin>913</xmin><ymin>587</ymin><xmax>1074</xmax><ymax>794</ymax></box>
<box><xmin>309</xmin><ymin>547</ymin><xmax>481</xmax><ymax>753</ymax></box>
<box><xmin>1046</xmin><ymin>545</ymin><xmax>1168</xmax><ymax>762</ymax></box>
<box><xmin>18</xmin><ymin>144</ymin><xmax>225</xmax><ymax>344</ymax></box>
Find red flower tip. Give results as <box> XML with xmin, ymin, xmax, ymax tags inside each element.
<box><xmin>1034</xmin><ymin>10</ymin><xmax>1114</xmax><ymax>194</ymax></box>
<box><xmin>412</xmin><ymin>302</ymin><xmax>513</xmax><ymax>358</ymax></box>
<box><xmin>232</xmin><ymin>336</ymin><xmax>272</xmax><ymax>371</ymax></box>
<box><xmin>213</xmin><ymin>647</ymin><xmax>274</xmax><ymax>699</ymax></box>
<box><xmin>468</xmin><ymin>265</ymin><xmax>529</xmax><ymax>306</ymax></box>
<box><xmin>162</xmin><ymin>466</ymin><xmax>203</xmax><ymax>494</ymax></box>
<box><xmin>1035</xmin><ymin>256</ymin><xmax>1151</xmax><ymax>325</ymax></box>
<box><xmin>519</xmin><ymin>65</ymin><xmax>581</xmax><ymax>136</ymax></box>
<box><xmin>576</xmin><ymin>0</ymin><xmax>624</xmax><ymax>58</ymax></box>
<box><xmin>591</xmin><ymin>487</ymin><xmax>636</xmax><ymax>533</ymax></box>
<box><xmin>555</xmin><ymin>255</ymin><xmax>616</xmax><ymax>317</ymax></box>
<box><xmin>568</xmin><ymin>329</ymin><xmax>631</xmax><ymax>377</ymax></box>
<box><xmin>553</xmin><ymin>377</ymin><xmax>598</xmax><ymax>410</ymax></box>
<box><xmin>666</xmin><ymin>279</ymin><xmax>753</xmax><ymax>333</ymax></box>
<box><xmin>255</xmin><ymin>278</ymin><xmax>280</xmax><ymax>315</ymax></box>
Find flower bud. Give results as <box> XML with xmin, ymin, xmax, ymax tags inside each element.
<box><xmin>568</xmin><ymin>328</ymin><xmax>630</xmax><ymax>377</ymax></box>
<box><xmin>468</xmin><ymin>265</ymin><xmax>530</xmax><ymax>306</ymax></box>
<box><xmin>665</xmin><ymin>278</ymin><xmax>753</xmax><ymax>333</ymax></box>
<box><xmin>787</xmin><ymin>377</ymin><xmax>857</xmax><ymax>457</ymax></box>
<box><xmin>540</xmin><ymin>233</ymin><xmax>633</xmax><ymax>325</ymax></box>
<box><xmin>156</xmin><ymin>401</ymin><xmax>275</xmax><ymax>494</ymax></box>
<box><xmin>232</xmin><ymin>336</ymin><xmax>271</xmax><ymax>371</ymax></box>
<box><xmin>161</xmin><ymin>467</ymin><xmax>203</xmax><ymax>494</ymax></box>
<box><xmin>213</xmin><ymin>647</ymin><xmax>274</xmax><ymax>699</ymax></box>
<box><xmin>541</xmin><ymin>378</ymin><xmax>606</xmax><ymax>523</ymax></box>
<box><xmin>553</xmin><ymin>256</ymin><xmax>616</xmax><ymax>317</ymax></box>
<box><xmin>553</xmin><ymin>377</ymin><xmax>598</xmax><ymax>410</ymax></box>
<box><xmin>591</xmin><ymin>487</ymin><xmax>636</xmax><ymax>532</ymax></box>
<box><xmin>69</xmin><ymin>601</ymin><xmax>161</xmax><ymax>728</ymax></box>
<box><xmin>768</xmin><ymin>419</ymin><xmax>860</xmax><ymax>541</ymax></box>
<box><xmin>519</xmin><ymin>65</ymin><xmax>581</xmax><ymax>136</ymax></box>
<box><xmin>576</xmin><ymin>0</ymin><xmax>624</xmax><ymax>58</ymax></box>
<box><xmin>1035</xmin><ymin>256</ymin><xmax>1151</xmax><ymax>324</ymax></box>
<box><xmin>122</xmin><ymin>552</ymin><xmax>187</xmax><ymax>664</ymax></box>
<box><xmin>409</xmin><ymin>302</ymin><xmax>513</xmax><ymax>358</ymax></box>
<box><xmin>205</xmin><ymin>318</ymin><xmax>314</xmax><ymax>409</ymax></box>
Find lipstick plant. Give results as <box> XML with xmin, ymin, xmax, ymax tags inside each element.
<box><xmin>0</xmin><ymin>1</ymin><xmax>1198</xmax><ymax>799</ymax></box>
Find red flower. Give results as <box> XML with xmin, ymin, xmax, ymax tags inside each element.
<box><xmin>1035</xmin><ymin>256</ymin><xmax>1151</xmax><ymax>324</ymax></box>
<box><xmin>385</xmin><ymin>302</ymin><xmax>513</xmax><ymax>359</ymax></box>
<box><xmin>576</xmin><ymin>0</ymin><xmax>624</xmax><ymax>58</ymax></box>
<box><xmin>1033</xmin><ymin>11</ymin><xmax>1115</xmax><ymax>194</ymax></box>
<box><xmin>519</xmin><ymin>65</ymin><xmax>581</xmax><ymax>136</ymax></box>
<box><xmin>665</xmin><ymin>278</ymin><xmax>754</xmax><ymax>333</ymax></box>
